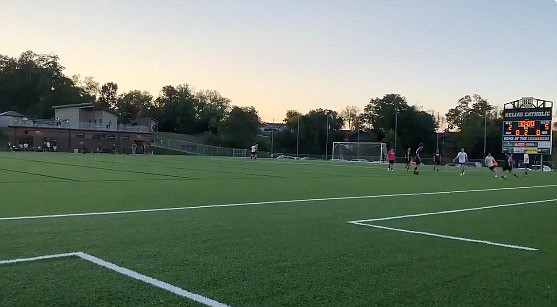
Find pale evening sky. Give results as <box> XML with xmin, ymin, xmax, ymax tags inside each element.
<box><xmin>2</xmin><ymin>0</ymin><xmax>556</xmax><ymax>122</ymax></box>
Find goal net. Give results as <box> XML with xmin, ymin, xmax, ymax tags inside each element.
<box><xmin>331</xmin><ymin>142</ymin><xmax>387</xmax><ymax>163</ymax></box>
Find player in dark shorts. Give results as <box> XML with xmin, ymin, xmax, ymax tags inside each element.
<box><xmin>250</xmin><ymin>143</ymin><xmax>258</xmax><ymax>160</ymax></box>
<box><xmin>484</xmin><ymin>152</ymin><xmax>497</xmax><ymax>177</ymax></box>
<box><xmin>522</xmin><ymin>153</ymin><xmax>530</xmax><ymax>177</ymax></box>
<box><xmin>501</xmin><ymin>151</ymin><xmax>518</xmax><ymax>179</ymax></box>
<box><xmin>413</xmin><ymin>143</ymin><xmax>424</xmax><ymax>175</ymax></box>
<box><xmin>404</xmin><ymin>147</ymin><xmax>412</xmax><ymax>171</ymax></box>
<box><xmin>433</xmin><ymin>150</ymin><xmax>441</xmax><ymax>172</ymax></box>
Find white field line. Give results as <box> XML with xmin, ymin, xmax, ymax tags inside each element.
<box><xmin>349</xmin><ymin>222</ymin><xmax>538</xmax><ymax>251</ymax></box>
<box><xmin>350</xmin><ymin>198</ymin><xmax>557</xmax><ymax>223</ymax></box>
<box><xmin>1</xmin><ymin>184</ymin><xmax>556</xmax><ymax>222</ymax></box>
<box><xmin>0</xmin><ymin>252</ymin><xmax>230</xmax><ymax>307</ymax></box>
<box><xmin>0</xmin><ymin>252</ymin><xmax>77</xmax><ymax>265</ymax></box>
<box><xmin>75</xmin><ymin>252</ymin><xmax>230</xmax><ymax>307</ymax></box>
<box><xmin>348</xmin><ymin>198</ymin><xmax>557</xmax><ymax>251</ymax></box>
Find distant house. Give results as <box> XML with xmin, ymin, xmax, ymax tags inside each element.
<box><xmin>259</xmin><ymin>122</ymin><xmax>288</xmax><ymax>133</ymax></box>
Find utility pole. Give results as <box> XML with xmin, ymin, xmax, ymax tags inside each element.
<box><xmin>436</xmin><ymin>112</ymin><xmax>440</xmax><ymax>151</ymax></box>
<box><xmin>325</xmin><ymin>113</ymin><xmax>330</xmax><ymax>160</ymax></box>
<box><xmin>296</xmin><ymin>116</ymin><xmax>300</xmax><ymax>157</ymax></box>
<box><xmin>394</xmin><ymin>112</ymin><xmax>399</xmax><ymax>153</ymax></box>
<box><xmin>483</xmin><ymin>109</ymin><xmax>488</xmax><ymax>156</ymax></box>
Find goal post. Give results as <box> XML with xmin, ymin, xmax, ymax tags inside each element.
<box><xmin>331</xmin><ymin>142</ymin><xmax>388</xmax><ymax>163</ymax></box>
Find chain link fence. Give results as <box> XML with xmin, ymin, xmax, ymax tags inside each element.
<box><xmin>152</xmin><ymin>138</ymin><xmax>271</xmax><ymax>158</ymax></box>
<box><xmin>151</xmin><ymin>138</ymin><xmax>554</xmax><ymax>170</ymax></box>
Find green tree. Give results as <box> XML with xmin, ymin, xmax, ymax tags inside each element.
<box><xmin>445</xmin><ymin>94</ymin><xmax>493</xmax><ymax>131</ymax></box>
<box><xmin>274</xmin><ymin>109</ymin><xmax>343</xmax><ymax>155</ymax></box>
<box><xmin>340</xmin><ymin>105</ymin><xmax>361</xmax><ymax>130</ymax></box>
<box><xmin>194</xmin><ymin>89</ymin><xmax>231</xmax><ymax>134</ymax></box>
<box><xmin>445</xmin><ymin>94</ymin><xmax>499</xmax><ymax>158</ymax></box>
<box><xmin>361</xmin><ymin>93</ymin><xmax>436</xmax><ymax>154</ymax></box>
<box><xmin>218</xmin><ymin>106</ymin><xmax>261</xmax><ymax>148</ymax></box>
<box><xmin>396</xmin><ymin>107</ymin><xmax>436</xmax><ymax>153</ymax></box>
<box><xmin>72</xmin><ymin>75</ymin><xmax>100</xmax><ymax>101</ymax></box>
<box><xmin>98</xmin><ymin>82</ymin><xmax>119</xmax><ymax>109</ymax></box>
<box><xmin>361</xmin><ymin>94</ymin><xmax>410</xmax><ymax>132</ymax></box>
<box><xmin>115</xmin><ymin>90</ymin><xmax>153</xmax><ymax>123</ymax></box>
<box><xmin>153</xmin><ymin>84</ymin><xmax>197</xmax><ymax>134</ymax></box>
<box><xmin>284</xmin><ymin>110</ymin><xmax>302</xmax><ymax>127</ymax></box>
<box><xmin>381</xmin><ymin>129</ymin><xmax>399</xmax><ymax>149</ymax></box>
<box><xmin>0</xmin><ymin>51</ymin><xmax>92</xmax><ymax>118</ymax></box>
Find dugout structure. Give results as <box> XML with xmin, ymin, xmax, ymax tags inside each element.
<box><xmin>331</xmin><ymin>142</ymin><xmax>387</xmax><ymax>163</ymax></box>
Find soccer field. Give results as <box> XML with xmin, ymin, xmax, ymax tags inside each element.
<box><xmin>1</xmin><ymin>153</ymin><xmax>556</xmax><ymax>307</ymax></box>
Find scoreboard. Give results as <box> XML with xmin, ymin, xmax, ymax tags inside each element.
<box><xmin>502</xmin><ymin>98</ymin><xmax>553</xmax><ymax>154</ymax></box>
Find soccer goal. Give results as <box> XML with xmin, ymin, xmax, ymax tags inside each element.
<box><xmin>331</xmin><ymin>142</ymin><xmax>388</xmax><ymax>163</ymax></box>
<box><xmin>233</xmin><ymin>148</ymin><xmax>248</xmax><ymax>158</ymax></box>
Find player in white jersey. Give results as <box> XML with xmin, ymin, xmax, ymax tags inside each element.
<box><xmin>250</xmin><ymin>144</ymin><xmax>258</xmax><ymax>160</ymax></box>
<box><xmin>453</xmin><ymin>148</ymin><xmax>468</xmax><ymax>176</ymax></box>
<box><xmin>522</xmin><ymin>153</ymin><xmax>530</xmax><ymax>177</ymax></box>
<box><xmin>484</xmin><ymin>152</ymin><xmax>497</xmax><ymax>178</ymax></box>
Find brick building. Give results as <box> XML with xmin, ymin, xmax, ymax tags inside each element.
<box><xmin>0</xmin><ymin>103</ymin><xmax>154</xmax><ymax>153</ymax></box>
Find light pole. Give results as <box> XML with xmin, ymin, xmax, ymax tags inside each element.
<box><xmin>394</xmin><ymin>111</ymin><xmax>399</xmax><ymax>153</ymax></box>
<box><xmin>325</xmin><ymin>113</ymin><xmax>331</xmax><ymax>160</ymax></box>
<box><xmin>296</xmin><ymin>115</ymin><xmax>300</xmax><ymax>157</ymax></box>
<box><xmin>483</xmin><ymin>109</ymin><xmax>488</xmax><ymax>156</ymax></box>
<box><xmin>436</xmin><ymin>112</ymin><xmax>440</xmax><ymax>151</ymax></box>
<box><xmin>271</xmin><ymin>118</ymin><xmax>274</xmax><ymax>158</ymax></box>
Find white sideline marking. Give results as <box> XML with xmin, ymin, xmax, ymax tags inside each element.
<box><xmin>1</xmin><ymin>184</ymin><xmax>556</xmax><ymax>221</ymax></box>
<box><xmin>75</xmin><ymin>252</ymin><xmax>230</xmax><ymax>307</ymax></box>
<box><xmin>0</xmin><ymin>252</ymin><xmax>77</xmax><ymax>265</ymax></box>
<box><xmin>350</xmin><ymin>198</ymin><xmax>557</xmax><ymax>223</ymax></box>
<box><xmin>0</xmin><ymin>252</ymin><xmax>230</xmax><ymax>307</ymax></box>
<box><xmin>349</xmin><ymin>222</ymin><xmax>538</xmax><ymax>251</ymax></box>
<box><xmin>349</xmin><ymin>198</ymin><xmax>557</xmax><ymax>251</ymax></box>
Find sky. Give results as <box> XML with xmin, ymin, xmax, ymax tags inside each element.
<box><xmin>1</xmin><ymin>0</ymin><xmax>557</xmax><ymax>122</ymax></box>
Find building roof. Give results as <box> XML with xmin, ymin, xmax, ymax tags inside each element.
<box><xmin>52</xmin><ymin>103</ymin><xmax>95</xmax><ymax>110</ymax></box>
<box><xmin>0</xmin><ymin>111</ymin><xmax>25</xmax><ymax>117</ymax></box>
<box><xmin>52</xmin><ymin>103</ymin><xmax>119</xmax><ymax>117</ymax></box>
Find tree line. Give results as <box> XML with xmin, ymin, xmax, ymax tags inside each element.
<box><xmin>1</xmin><ymin>51</ymin><xmax>555</xmax><ymax>159</ymax></box>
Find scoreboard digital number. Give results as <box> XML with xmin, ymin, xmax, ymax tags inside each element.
<box><xmin>502</xmin><ymin>107</ymin><xmax>553</xmax><ymax>154</ymax></box>
<box><xmin>505</xmin><ymin>120</ymin><xmax>551</xmax><ymax>136</ymax></box>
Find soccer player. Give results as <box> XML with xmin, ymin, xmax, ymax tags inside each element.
<box><xmin>453</xmin><ymin>148</ymin><xmax>468</xmax><ymax>176</ymax></box>
<box><xmin>387</xmin><ymin>148</ymin><xmax>396</xmax><ymax>171</ymax></box>
<box><xmin>413</xmin><ymin>143</ymin><xmax>424</xmax><ymax>175</ymax></box>
<box><xmin>404</xmin><ymin>147</ymin><xmax>412</xmax><ymax>171</ymax></box>
<box><xmin>250</xmin><ymin>143</ymin><xmax>258</xmax><ymax>160</ymax></box>
<box><xmin>501</xmin><ymin>151</ymin><xmax>518</xmax><ymax>179</ymax></box>
<box><xmin>523</xmin><ymin>153</ymin><xmax>530</xmax><ymax>177</ymax></box>
<box><xmin>433</xmin><ymin>150</ymin><xmax>441</xmax><ymax>172</ymax></box>
<box><xmin>485</xmin><ymin>152</ymin><xmax>497</xmax><ymax>178</ymax></box>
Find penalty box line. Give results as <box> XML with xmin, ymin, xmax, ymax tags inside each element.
<box><xmin>348</xmin><ymin>198</ymin><xmax>557</xmax><ymax>251</ymax></box>
<box><xmin>0</xmin><ymin>252</ymin><xmax>230</xmax><ymax>307</ymax></box>
<box><xmin>1</xmin><ymin>184</ymin><xmax>556</xmax><ymax>222</ymax></box>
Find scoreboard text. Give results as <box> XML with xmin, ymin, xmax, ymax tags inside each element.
<box><xmin>502</xmin><ymin>108</ymin><xmax>553</xmax><ymax>154</ymax></box>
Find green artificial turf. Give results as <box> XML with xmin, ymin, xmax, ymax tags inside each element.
<box><xmin>0</xmin><ymin>152</ymin><xmax>556</xmax><ymax>306</ymax></box>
